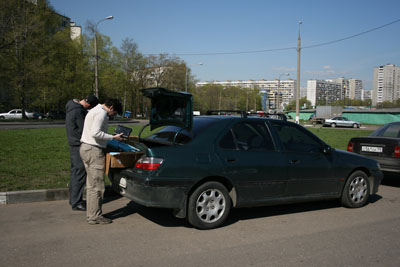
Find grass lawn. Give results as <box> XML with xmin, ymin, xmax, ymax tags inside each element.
<box><xmin>308</xmin><ymin>127</ymin><xmax>373</xmax><ymax>150</ymax></box>
<box><xmin>0</xmin><ymin>124</ymin><xmax>373</xmax><ymax>192</ymax></box>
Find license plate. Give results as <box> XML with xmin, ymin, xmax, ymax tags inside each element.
<box><xmin>361</xmin><ymin>146</ymin><xmax>383</xmax><ymax>153</ymax></box>
<box><xmin>119</xmin><ymin>177</ymin><xmax>127</xmax><ymax>189</ymax></box>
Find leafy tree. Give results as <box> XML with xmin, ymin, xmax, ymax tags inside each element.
<box><xmin>0</xmin><ymin>0</ymin><xmax>62</xmax><ymax>116</ymax></box>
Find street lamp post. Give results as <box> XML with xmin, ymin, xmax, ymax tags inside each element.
<box><xmin>94</xmin><ymin>16</ymin><xmax>113</xmax><ymax>98</ymax></box>
<box><xmin>277</xmin><ymin>73</ymin><xmax>290</xmax><ymax>111</ymax></box>
<box><xmin>185</xmin><ymin>63</ymin><xmax>203</xmax><ymax>92</ymax></box>
<box><xmin>295</xmin><ymin>21</ymin><xmax>302</xmax><ymax>124</ymax></box>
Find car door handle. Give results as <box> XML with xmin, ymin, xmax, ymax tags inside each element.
<box><xmin>226</xmin><ymin>158</ymin><xmax>236</xmax><ymax>163</ymax></box>
<box><xmin>290</xmin><ymin>159</ymin><xmax>300</xmax><ymax>164</ymax></box>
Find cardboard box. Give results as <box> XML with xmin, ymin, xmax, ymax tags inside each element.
<box><xmin>105</xmin><ymin>151</ymin><xmax>143</xmax><ymax>175</ymax></box>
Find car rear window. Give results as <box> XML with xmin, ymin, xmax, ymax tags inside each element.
<box><xmin>146</xmin><ymin>117</ymin><xmax>220</xmax><ymax>144</ymax></box>
<box><xmin>370</xmin><ymin>123</ymin><xmax>400</xmax><ymax>137</ymax></box>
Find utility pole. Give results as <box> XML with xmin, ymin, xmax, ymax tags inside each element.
<box><xmin>295</xmin><ymin>21</ymin><xmax>302</xmax><ymax>124</ymax></box>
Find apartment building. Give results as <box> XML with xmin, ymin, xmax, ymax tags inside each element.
<box><xmin>196</xmin><ymin>79</ymin><xmax>297</xmax><ymax>110</ymax></box>
<box><xmin>372</xmin><ymin>64</ymin><xmax>400</xmax><ymax>105</ymax></box>
<box><xmin>348</xmin><ymin>79</ymin><xmax>363</xmax><ymax>100</ymax></box>
<box><xmin>307</xmin><ymin>77</ymin><xmax>364</xmax><ymax>106</ymax></box>
<box><xmin>307</xmin><ymin>80</ymin><xmax>342</xmax><ymax>106</ymax></box>
<box><xmin>362</xmin><ymin>89</ymin><xmax>372</xmax><ymax>101</ymax></box>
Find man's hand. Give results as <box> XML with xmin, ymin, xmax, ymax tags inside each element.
<box><xmin>113</xmin><ymin>132</ymin><xmax>126</xmax><ymax>141</ymax></box>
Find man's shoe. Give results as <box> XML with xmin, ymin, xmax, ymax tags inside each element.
<box><xmin>72</xmin><ymin>203</ymin><xmax>86</xmax><ymax>211</ymax></box>
<box><xmin>87</xmin><ymin>216</ymin><xmax>112</xmax><ymax>225</ymax></box>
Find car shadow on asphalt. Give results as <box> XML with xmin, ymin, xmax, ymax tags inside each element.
<box><xmin>102</xmin><ymin>195</ymin><xmax>383</xmax><ymax>229</ymax></box>
<box><xmin>224</xmin><ymin>194</ymin><xmax>383</xmax><ymax>227</ymax></box>
<box><xmin>381</xmin><ymin>175</ymin><xmax>400</xmax><ymax>187</ymax></box>
<box><xmin>104</xmin><ymin>200</ymin><xmax>188</xmax><ymax>227</ymax></box>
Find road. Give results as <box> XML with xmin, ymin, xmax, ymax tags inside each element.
<box><xmin>1</xmin><ymin>180</ymin><xmax>399</xmax><ymax>267</ymax></box>
<box><xmin>0</xmin><ymin>120</ymin><xmax>148</xmax><ymax>130</ymax></box>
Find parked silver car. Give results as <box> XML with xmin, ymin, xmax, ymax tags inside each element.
<box><xmin>0</xmin><ymin>109</ymin><xmax>34</xmax><ymax>119</ymax></box>
<box><xmin>324</xmin><ymin>116</ymin><xmax>361</xmax><ymax>128</ymax></box>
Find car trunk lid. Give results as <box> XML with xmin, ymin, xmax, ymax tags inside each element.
<box><xmin>141</xmin><ymin>87</ymin><xmax>193</xmax><ymax>131</ymax></box>
<box><xmin>349</xmin><ymin>136</ymin><xmax>400</xmax><ymax>158</ymax></box>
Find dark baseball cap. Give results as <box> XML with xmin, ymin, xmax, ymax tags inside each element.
<box><xmin>86</xmin><ymin>95</ymin><xmax>99</xmax><ymax>107</ymax></box>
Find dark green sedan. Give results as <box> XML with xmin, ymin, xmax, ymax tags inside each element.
<box><xmin>108</xmin><ymin>88</ymin><xmax>383</xmax><ymax>230</ymax></box>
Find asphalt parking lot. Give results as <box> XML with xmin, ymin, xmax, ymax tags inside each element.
<box><xmin>1</xmin><ymin>179</ymin><xmax>399</xmax><ymax>267</ymax></box>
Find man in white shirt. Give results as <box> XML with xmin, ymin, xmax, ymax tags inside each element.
<box><xmin>80</xmin><ymin>98</ymin><xmax>124</xmax><ymax>225</ymax></box>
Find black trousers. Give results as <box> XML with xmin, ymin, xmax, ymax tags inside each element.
<box><xmin>69</xmin><ymin>145</ymin><xmax>86</xmax><ymax>207</ymax></box>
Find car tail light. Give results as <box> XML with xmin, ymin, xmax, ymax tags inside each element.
<box><xmin>135</xmin><ymin>157</ymin><xmax>164</xmax><ymax>170</ymax></box>
<box><xmin>394</xmin><ymin>146</ymin><xmax>400</xmax><ymax>158</ymax></box>
<box><xmin>347</xmin><ymin>141</ymin><xmax>354</xmax><ymax>152</ymax></box>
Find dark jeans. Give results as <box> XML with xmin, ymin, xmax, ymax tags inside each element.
<box><xmin>69</xmin><ymin>145</ymin><xmax>86</xmax><ymax>208</ymax></box>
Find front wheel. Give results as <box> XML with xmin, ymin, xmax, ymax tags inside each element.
<box><xmin>341</xmin><ymin>171</ymin><xmax>370</xmax><ymax>208</ymax></box>
<box><xmin>187</xmin><ymin>182</ymin><xmax>231</xmax><ymax>230</ymax></box>
<box><xmin>353</xmin><ymin>123</ymin><xmax>358</xmax><ymax>128</ymax></box>
<box><xmin>331</xmin><ymin>123</ymin><xmax>336</xmax><ymax>128</ymax></box>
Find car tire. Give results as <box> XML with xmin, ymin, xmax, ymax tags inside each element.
<box><xmin>353</xmin><ymin>123</ymin><xmax>358</xmax><ymax>128</ymax></box>
<box><xmin>341</xmin><ymin>170</ymin><xmax>370</xmax><ymax>208</ymax></box>
<box><xmin>187</xmin><ymin>182</ymin><xmax>231</xmax><ymax>230</ymax></box>
<box><xmin>0</xmin><ymin>116</ymin><xmax>4</xmax><ymax>119</ymax></box>
<box><xmin>331</xmin><ymin>123</ymin><xmax>336</xmax><ymax>128</ymax></box>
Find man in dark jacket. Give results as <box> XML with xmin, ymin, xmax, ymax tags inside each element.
<box><xmin>65</xmin><ymin>95</ymin><xmax>98</xmax><ymax>211</ymax></box>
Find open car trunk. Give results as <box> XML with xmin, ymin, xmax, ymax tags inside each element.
<box><xmin>106</xmin><ymin>87</ymin><xmax>193</xmax><ymax>175</ymax></box>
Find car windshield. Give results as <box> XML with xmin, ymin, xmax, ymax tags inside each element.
<box><xmin>370</xmin><ymin>123</ymin><xmax>400</xmax><ymax>137</ymax></box>
<box><xmin>145</xmin><ymin>117</ymin><xmax>220</xmax><ymax>144</ymax></box>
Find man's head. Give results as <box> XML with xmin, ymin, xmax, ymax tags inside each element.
<box><xmin>84</xmin><ymin>95</ymin><xmax>99</xmax><ymax>109</ymax></box>
<box><xmin>103</xmin><ymin>98</ymin><xmax>123</xmax><ymax>116</ymax></box>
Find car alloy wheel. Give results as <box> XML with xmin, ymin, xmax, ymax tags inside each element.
<box><xmin>353</xmin><ymin>123</ymin><xmax>358</xmax><ymax>128</ymax></box>
<box><xmin>188</xmin><ymin>182</ymin><xmax>231</xmax><ymax>230</ymax></box>
<box><xmin>331</xmin><ymin>123</ymin><xmax>336</xmax><ymax>128</ymax></box>
<box><xmin>341</xmin><ymin>170</ymin><xmax>370</xmax><ymax>208</ymax></box>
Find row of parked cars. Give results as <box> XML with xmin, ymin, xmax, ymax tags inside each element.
<box><xmin>0</xmin><ymin>109</ymin><xmax>66</xmax><ymax>120</ymax></box>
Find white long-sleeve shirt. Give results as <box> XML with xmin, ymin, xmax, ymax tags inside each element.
<box><xmin>80</xmin><ymin>104</ymin><xmax>114</xmax><ymax>148</ymax></box>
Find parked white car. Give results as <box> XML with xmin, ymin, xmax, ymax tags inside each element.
<box><xmin>324</xmin><ymin>116</ymin><xmax>361</xmax><ymax>128</ymax></box>
<box><xmin>0</xmin><ymin>109</ymin><xmax>34</xmax><ymax>119</ymax></box>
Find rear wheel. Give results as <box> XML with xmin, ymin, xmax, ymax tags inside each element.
<box><xmin>331</xmin><ymin>123</ymin><xmax>336</xmax><ymax>128</ymax></box>
<box><xmin>341</xmin><ymin>171</ymin><xmax>370</xmax><ymax>208</ymax></box>
<box><xmin>187</xmin><ymin>182</ymin><xmax>231</xmax><ymax>230</ymax></box>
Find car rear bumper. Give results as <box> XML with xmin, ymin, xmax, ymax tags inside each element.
<box><xmin>110</xmin><ymin>170</ymin><xmax>188</xmax><ymax>209</ymax></box>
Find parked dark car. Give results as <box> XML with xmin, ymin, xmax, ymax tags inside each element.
<box><xmin>348</xmin><ymin>121</ymin><xmax>400</xmax><ymax>174</ymax></box>
<box><xmin>32</xmin><ymin>111</ymin><xmax>44</xmax><ymax>119</ymax></box>
<box><xmin>45</xmin><ymin>110</ymin><xmax>66</xmax><ymax>120</ymax></box>
<box><xmin>108</xmin><ymin>88</ymin><xmax>383</xmax><ymax>230</ymax></box>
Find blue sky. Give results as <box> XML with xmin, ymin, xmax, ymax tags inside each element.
<box><xmin>49</xmin><ymin>0</ymin><xmax>400</xmax><ymax>89</ymax></box>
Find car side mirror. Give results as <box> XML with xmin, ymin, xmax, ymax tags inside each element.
<box><xmin>323</xmin><ymin>145</ymin><xmax>332</xmax><ymax>154</ymax></box>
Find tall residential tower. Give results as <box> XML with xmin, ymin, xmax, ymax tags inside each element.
<box><xmin>372</xmin><ymin>64</ymin><xmax>400</xmax><ymax>105</ymax></box>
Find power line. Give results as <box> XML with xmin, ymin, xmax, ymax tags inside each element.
<box><xmin>152</xmin><ymin>46</ymin><xmax>297</xmax><ymax>56</ymax></box>
<box><xmin>144</xmin><ymin>18</ymin><xmax>400</xmax><ymax>56</ymax></box>
<box><xmin>303</xmin><ymin>18</ymin><xmax>400</xmax><ymax>49</ymax></box>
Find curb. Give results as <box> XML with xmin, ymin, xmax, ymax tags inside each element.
<box><xmin>0</xmin><ymin>186</ymin><xmax>116</xmax><ymax>205</ymax></box>
<box><xmin>0</xmin><ymin>188</ymin><xmax>69</xmax><ymax>204</ymax></box>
